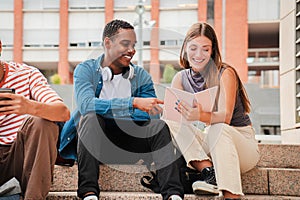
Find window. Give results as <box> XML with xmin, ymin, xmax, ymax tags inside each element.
<box><xmin>160</xmin><ymin>40</ymin><xmax>182</xmax><ymax>46</ymax></box>
<box><xmin>0</xmin><ymin>12</ymin><xmax>14</xmax><ymax>47</ymax></box>
<box><xmin>260</xmin><ymin>125</ymin><xmax>280</xmax><ymax>135</ymax></box>
<box><xmin>1</xmin><ymin>0</ymin><xmax>14</xmax><ymax>10</ymax></box>
<box><xmin>247</xmin><ymin>48</ymin><xmax>279</xmax><ymax>87</ymax></box>
<box><xmin>160</xmin><ymin>0</ymin><xmax>197</xmax><ymax>9</ymax></box>
<box><xmin>207</xmin><ymin>0</ymin><xmax>214</xmax><ymax>26</ymax></box>
<box><xmin>89</xmin><ymin>41</ymin><xmax>101</xmax><ymax>47</ymax></box>
<box><xmin>69</xmin><ymin>0</ymin><xmax>104</xmax><ymax>9</ymax></box>
<box><xmin>23</xmin><ymin>13</ymin><xmax>59</xmax><ymax>47</ymax></box>
<box><xmin>23</xmin><ymin>0</ymin><xmax>59</xmax><ymax>10</ymax></box>
<box><xmin>248</xmin><ymin>0</ymin><xmax>279</xmax><ymax>21</ymax></box>
<box><xmin>143</xmin><ymin>41</ymin><xmax>150</xmax><ymax>46</ymax></box>
<box><xmin>68</xmin><ymin>12</ymin><xmax>104</xmax><ymax>48</ymax></box>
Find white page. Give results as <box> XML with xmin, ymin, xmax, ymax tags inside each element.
<box><xmin>194</xmin><ymin>86</ymin><xmax>218</xmax><ymax>112</ymax></box>
<box><xmin>162</xmin><ymin>86</ymin><xmax>218</xmax><ymax>123</ymax></box>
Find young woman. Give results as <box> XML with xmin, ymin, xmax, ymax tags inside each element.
<box><xmin>165</xmin><ymin>22</ymin><xmax>260</xmax><ymax>200</ymax></box>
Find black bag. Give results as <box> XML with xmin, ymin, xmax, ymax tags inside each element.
<box><xmin>140</xmin><ymin>155</ymin><xmax>202</xmax><ymax>194</ymax></box>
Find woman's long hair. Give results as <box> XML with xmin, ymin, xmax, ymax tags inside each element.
<box><xmin>179</xmin><ymin>22</ymin><xmax>251</xmax><ymax>113</ymax></box>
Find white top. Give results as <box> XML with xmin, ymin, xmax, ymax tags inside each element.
<box><xmin>99</xmin><ymin>74</ymin><xmax>131</xmax><ymax>99</ymax></box>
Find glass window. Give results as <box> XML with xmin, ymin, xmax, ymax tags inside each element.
<box><xmin>43</xmin><ymin>0</ymin><xmax>60</xmax><ymax>9</ymax></box>
<box><xmin>0</xmin><ymin>0</ymin><xmax>14</xmax><ymax>10</ymax></box>
<box><xmin>113</xmin><ymin>11</ymin><xmax>138</xmax><ymax>25</ymax></box>
<box><xmin>207</xmin><ymin>0</ymin><xmax>214</xmax><ymax>26</ymax></box>
<box><xmin>69</xmin><ymin>0</ymin><xmax>104</xmax><ymax>9</ymax></box>
<box><xmin>143</xmin><ymin>41</ymin><xmax>150</xmax><ymax>46</ymax></box>
<box><xmin>248</xmin><ymin>0</ymin><xmax>280</xmax><ymax>21</ymax></box>
<box><xmin>159</xmin><ymin>10</ymin><xmax>197</xmax><ymax>32</ymax></box>
<box><xmin>248</xmin><ymin>70</ymin><xmax>261</xmax><ymax>85</ymax></box>
<box><xmin>23</xmin><ymin>29</ymin><xmax>59</xmax><ymax>46</ymax></box>
<box><xmin>114</xmin><ymin>0</ymin><xmax>151</xmax><ymax>9</ymax></box>
<box><xmin>261</xmin><ymin>70</ymin><xmax>279</xmax><ymax>88</ymax></box>
<box><xmin>24</xmin><ymin>0</ymin><xmax>59</xmax><ymax>10</ymax></box>
<box><xmin>24</xmin><ymin>0</ymin><xmax>42</xmax><ymax>10</ymax></box>
<box><xmin>260</xmin><ymin>125</ymin><xmax>280</xmax><ymax>135</ymax></box>
<box><xmin>0</xmin><ymin>30</ymin><xmax>14</xmax><ymax>46</ymax></box>
<box><xmin>89</xmin><ymin>41</ymin><xmax>101</xmax><ymax>47</ymax></box>
<box><xmin>248</xmin><ymin>69</ymin><xmax>279</xmax><ymax>88</ymax></box>
<box><xmin>86</xmin><ymin>0</ymin><xmax>105</xmax><ymax>9</ymax></box>
<box><xmin>23</xmin><ymin>13</ymin><xmax>59</xmax><ymax>46</ymax></box>
<box><xmin>0</xmin><ymin>13</ymin><xmax>14</xmax><ymax>29</ymax></box>
<box><xmin>164</xmin><ymin>40</ymin><xmax>177</xmax><ymax>46</ymax></box>
<box><xmin>69</xmin><ymin>12</ymin><xmax>104</xmax><ymax>47</ymax></box>
<box><xmin>24</xmin><ymin>13</ymin><xmax>59</xmax><ymax>29</ymax></box>
<box><xmin>160</xmin><ymin>0</ymin><xmax>197</xmax><ymax>8</ymax></box>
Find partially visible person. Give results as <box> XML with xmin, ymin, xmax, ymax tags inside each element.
<box><xmin>0</xmin><ymin>40</ymin><xmax>70</xmax><ymax>199</ymax></box>
<box><xmin>60</xmin><ymin>19</ymin><xmax>184</xmax><ymax>200</ymax></box>
<box><xmin>165</xmin><ymin>22</ymin><xmax>260</xmax><ymax>200</ymax></box>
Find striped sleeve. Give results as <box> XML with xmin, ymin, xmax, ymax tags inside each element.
<box><xmin>28</xmin><ymin>69</ymin><xmax>62</xmax><ymax>103</ymax></box>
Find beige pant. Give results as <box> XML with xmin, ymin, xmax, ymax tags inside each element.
<box><xmin>165</xmin><ymin>120</ymin><xmax>260</xmax><ymax>196</ymax></box>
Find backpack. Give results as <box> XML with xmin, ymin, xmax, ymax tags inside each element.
<box><xmin>140</xmin><ymin>154</ymin><xmax>202</xmax><ymax>194</ymax></box>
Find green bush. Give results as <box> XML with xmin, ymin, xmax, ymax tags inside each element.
<box><xmin>50</xmin><ymin>73</ymin><xmax>61</xmax><ymax>85</ymax></box>
<box><xmin>163</xmin><ymin>64</ymin><xmax>177</xmax><ymax>83</ymax></box>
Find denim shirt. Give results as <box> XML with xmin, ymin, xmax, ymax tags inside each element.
<box><xmin>74</xmin><ymin>54</ymin><xmax>156</xmax><ymax>120</ymax></box>
<box><xmin>58</xmin><ymin>54</ymin><xmax>157</xmax><ymax>160</ymax></box>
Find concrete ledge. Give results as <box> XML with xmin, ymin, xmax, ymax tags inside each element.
<box><xmin>51</xmin><ymin>144</ymin><xmax>300</xmax><ymax>196</ymax></box>
<box><xmin>269</xmin><ymin>168</ymin><xmax>300</xmax><ymax>196</ymax></box>
<box><xmin>51</xmin><ymin>165</ymin><xmax>288</xmax><ymax>195</ymax></box>
<box><xmin>257</xmin><ymin>144</ymin><xmax>300</xmax><ymax>168</ymax></box>
<box><xmin>241</xmin><ymin>167</ymin><xmax>268</xmax><ymax>194</ymax></box>
<box><xmin>255</xmin><ymin>135</ymin><xmax>281</xmax><ymax>144</ymax></box>
<box><xmin>46</xmin><ymin>192</ymin><xmax>300</xmax><ymax>200</ymax></box>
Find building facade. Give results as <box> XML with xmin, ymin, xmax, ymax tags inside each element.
<box><xmin>279</xmin><ymin>0</ymin><xmax>300</xmax><ymax>144</ymax></box>
<box><xmin>0</xmin><ymin>0</ymin><xmax>281</xmax><ymax>137</ymax></box>
<box><xmin>0</xmin><ymin>0</ymin><xmax>279</xmax><ymax>84</ymax></box>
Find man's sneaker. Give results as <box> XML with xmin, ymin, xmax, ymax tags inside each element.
<box><xmin>168</xmin><ymin>195</ymin><xmax>183</xmax><ymax>200</ymax></box>
<box><xmin>192</xmin><ymin>166</ymin><xmax>219</xmax><ymax>195</ymax></box>
<box><xmin>83</xmin><ymin>195</ymin><xmax>98</xmax><ymax>200</ymax></box>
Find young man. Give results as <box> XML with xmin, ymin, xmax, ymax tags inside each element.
<box><xmin>0</xmin><ymin>40</ymin><xmax>70</xmax><ymax>199</ymax></box>
<box><xmin>72</xmin><ymin>19</ymin><xmax>184</xmax><ymax>200</ymax></box>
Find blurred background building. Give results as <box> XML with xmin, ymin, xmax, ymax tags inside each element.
<box><xmin>280</xmin><ymin>1</ymin><xmax>300</xmax><ymax>143</ymax></box>
<box><xmin>0</xmin><ymin>0</ymin><xmax>290</xmax><ymax>142</ymax></box>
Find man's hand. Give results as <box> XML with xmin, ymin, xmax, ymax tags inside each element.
<box><xmin>0</xmin><ymin>92</ymin><xmax>33</xmax><ymax>115</ymax></box>
<box><xmin>0</xmin><ymin>92</ymin><xmax>70</xmax><ymax>122</ymax></box>
<box><xmin>133</xmin><ymin>97</ymin><xmax>164</xmax><ymax>115</ymax></box>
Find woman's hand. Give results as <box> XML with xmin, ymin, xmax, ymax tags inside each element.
<box><xmin>176</xmin><ymin>99</ymin><xmax>203</xmax><ymax>121</ymax></box>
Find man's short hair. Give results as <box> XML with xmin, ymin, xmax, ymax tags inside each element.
<box><xmin>102</xmin><ymin>19</ymin><xmax>134</xmax><ymax>42</ymax></box>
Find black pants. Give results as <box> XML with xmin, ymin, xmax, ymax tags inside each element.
<box><xmin>77</xmin><ymin>113</ymin><xmax>184</xmax><ymax>200</ymax></box>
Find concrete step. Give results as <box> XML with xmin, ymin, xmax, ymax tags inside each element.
<box><xmin>257</xmin><ymin>144</ymin><xmax>300</xmax><ymax>168</ymax></box>
<box><xmin>46</xmin><ymin>192</ymin><xmax>300</xmax><ymax>200</ymax></box>
<box><xmin>51</xmin><ymin>165</ymin><xmax>300</xmax><ymax>196</ymax></box>
<box><xmin>51</xmin><ymin>144</ymin><xmax>300</xmax><ymax>196</ymax></box>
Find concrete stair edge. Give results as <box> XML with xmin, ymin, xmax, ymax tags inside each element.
<box><xmin>50</xmin><ymin>144</ymin><xmax>300</xmax><ymax>198</ymax></box>
<box><xmin>51</xmin><ymin>165</ymin><xmax>300</xmax><ymax>196</ymax></box>
<box><xmin>257</xmin><ymin>144</ymin><xmax>300</xmax><ymax>168</ymax></box>
<box><xmin>46</xmin><ymin>191</ymin><xmax>300</xmax><ymax>200</ymax></box>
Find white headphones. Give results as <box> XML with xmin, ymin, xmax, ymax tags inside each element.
<box><xmin>102</xmin><ymin>65</ymin><xmax>135</xmax><ymax>82</ymax></box>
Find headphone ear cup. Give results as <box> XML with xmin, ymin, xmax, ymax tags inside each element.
<box><xmin>128</xmin><ymin>65</ymin><xmax>134</xmax><ymax>79</ymax></box>
<box><xmin>102</xmin><ymin>67</ymin><xmax>113</xmax><ymax>81</ymax></box>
